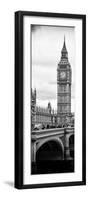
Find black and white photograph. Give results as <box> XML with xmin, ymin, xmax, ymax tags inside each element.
<box><xmin>15</xmin><ymin>11</ymin><xmax>86</xmax><ymax>189</ymax></box>
<box><xmin>31</xmin><ymin>25</ymin><xmax>75</xmax><ymax>175</ymax></box>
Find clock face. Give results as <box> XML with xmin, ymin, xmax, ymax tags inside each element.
<box><xmin>60</xmin><ymin>71</ymin><xmax>66</xmax><ymax>79</ymax></box>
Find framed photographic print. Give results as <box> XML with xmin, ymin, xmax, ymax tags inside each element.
<box><xmin>15</xmin><ymin>11</ymin><xmax>86</xmax><ymax>189</ymax></box>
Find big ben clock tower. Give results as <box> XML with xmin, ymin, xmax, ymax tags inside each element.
<box><xmin>57</xmin><ymin>37</ymin><xmax>72</xmax><ymax>126</ymax></box>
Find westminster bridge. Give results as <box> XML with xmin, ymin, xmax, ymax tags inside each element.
<box><xmin>31</xmin><ymin>127</ymin><xmax>74</xmax><ymax>169</ymax></box>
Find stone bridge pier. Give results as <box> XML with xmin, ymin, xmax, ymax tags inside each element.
<box><xmin>64</xmin><ymin>128</ymin><xmax>74</xmax><ymax>160</ymax></box>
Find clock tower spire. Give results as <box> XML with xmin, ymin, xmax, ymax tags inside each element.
<box><xmin>61</xmin><ymin>35</ymin><xmax>68</xmax><ymax>60</ymax></box>
<box><xmin>57</xmin><ymin>37</ymin><xmax>72</xmax><ymax>126</ymax></box>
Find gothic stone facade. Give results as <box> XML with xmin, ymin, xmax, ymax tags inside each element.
<box><xmin>31</xmin><ymin>90</ymin><xmax>57</xmax><ymax>129</ymax></box>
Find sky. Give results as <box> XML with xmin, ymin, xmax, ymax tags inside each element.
<box><xmin>31</xmin><ymin>25</ymin><xmax>75</xmax><ymax>112</ymax></box>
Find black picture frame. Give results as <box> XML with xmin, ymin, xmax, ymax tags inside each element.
<box><xmin>15</xmin><ymin>11</ymin><xmax>86</xmax><ymax>189</ymax></box>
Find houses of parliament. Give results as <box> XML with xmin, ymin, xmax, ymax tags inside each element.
<box><xmin>31</xmin><ymin>37</ymin><xmax>74</xmax><ymax>129</ymax></box>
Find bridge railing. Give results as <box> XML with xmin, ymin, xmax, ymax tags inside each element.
<box><xmin>32</xmin><ymin>127</ymin><xmax>74</xmax><ymax>140</ymax></box>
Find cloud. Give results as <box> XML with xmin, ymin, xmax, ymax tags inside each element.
<box><xmin>32</xmin><ymin>25</ymin><xmax>75</xmax><ymax>69</ymax></box>
<box><xmin>48</xmin><ymin>81</ymin><xmax>57</xmax><ymax>85</ymax></box>
<box><xmin>37</xmin><ymin>88</ymin><xmax>56</xmax><ymax>101</ymax></box>
<box><xmin>32</xmin><ymin>64</ymin><xmax>57</xmax><ymax>90</ymax></box>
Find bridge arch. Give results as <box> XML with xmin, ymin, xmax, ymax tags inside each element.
<box><xmin>36</xmin><ymin>138</ymin><xmax>64</xmax><ymax>161</ymax></box>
